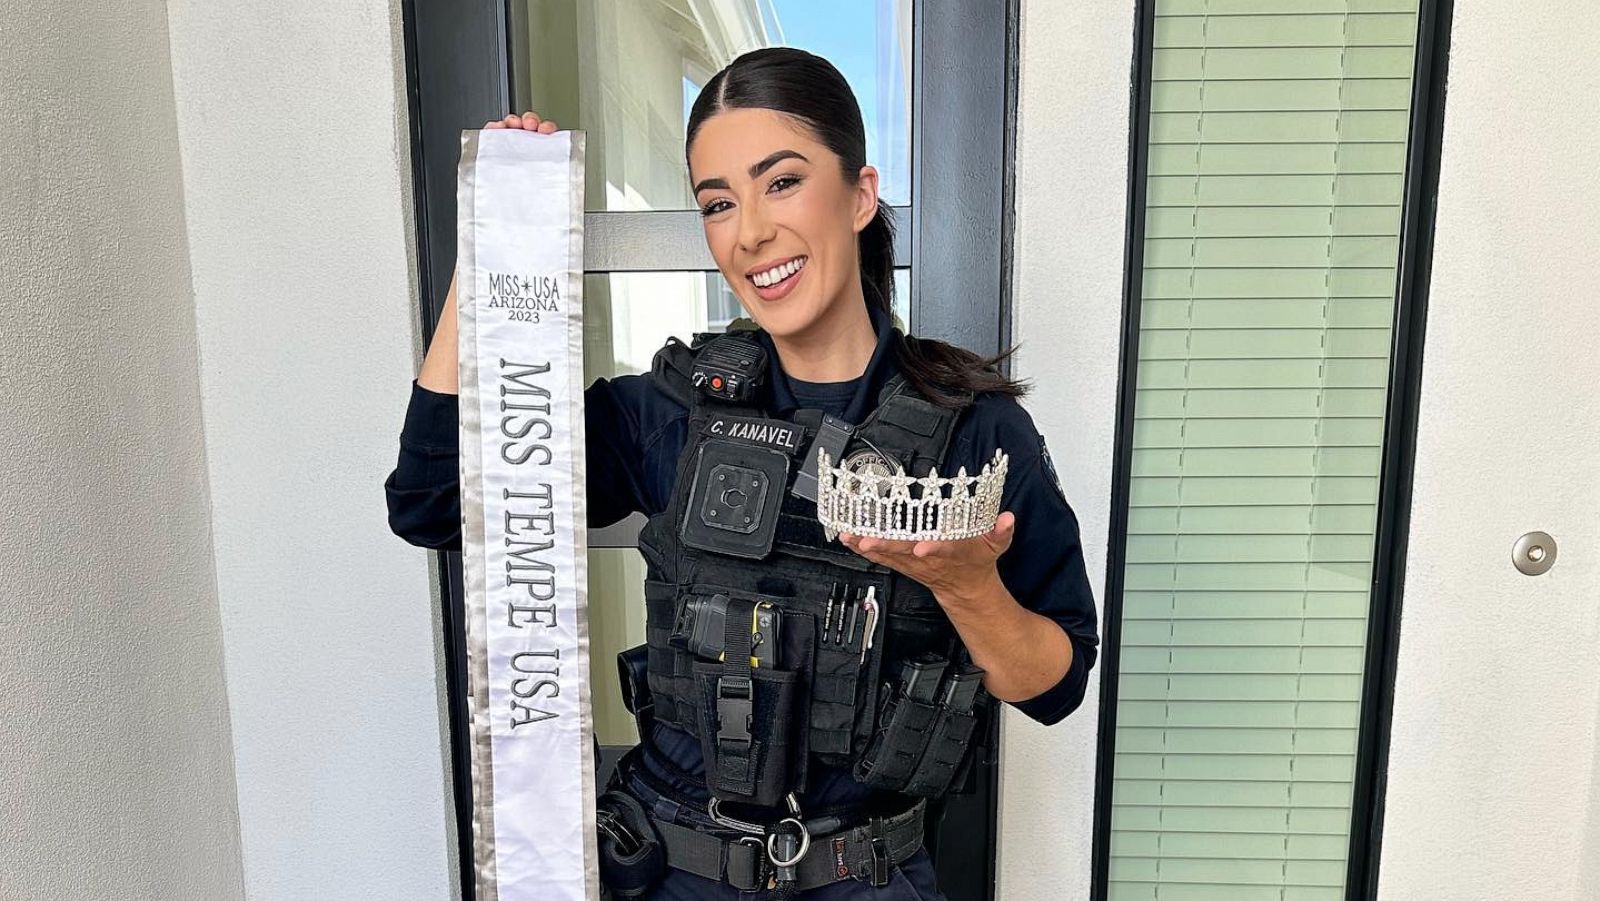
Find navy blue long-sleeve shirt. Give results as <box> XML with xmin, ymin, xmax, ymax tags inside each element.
<box><xmin>385</xmin><ymin>305</ymin><xmax>1099</xmax><ymax>801</ymax></box>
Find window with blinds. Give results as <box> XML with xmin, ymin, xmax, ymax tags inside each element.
<box><xmin>1108</xmin><ymin>2</ymin><xmax>1421</xmax><ymax>900</ymax></box>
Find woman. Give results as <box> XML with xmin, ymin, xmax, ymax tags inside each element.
<box><xmin>386</xmin><ymin>47</ymin><xmax>1098</xmax><ymax>900</ymax></box>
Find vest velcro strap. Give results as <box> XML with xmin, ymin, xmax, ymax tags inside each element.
<box><xmin>876</xmin><ymin>395</ymin><xmax>945</xmax><ymax>437</ymax></box>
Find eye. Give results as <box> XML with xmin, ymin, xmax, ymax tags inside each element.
<box><xmin>699</xmin><ymin>198</ymin><xmax>731</xmax><ymax>218</ymax></box>
<box><xmin>769</xmin><ymin>174</ymin><xmax>802</xmax><ymax>193</ymax></box>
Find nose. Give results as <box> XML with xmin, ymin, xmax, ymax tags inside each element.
<box><xmin>736</xmin><ymin>199</ymin><xmax>776</xmax><ymax>254</ymax></box>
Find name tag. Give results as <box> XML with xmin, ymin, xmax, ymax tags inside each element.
<box><xmin>707</xmin><ymin>414</ymin><xmax>803</xmax><ymax>454</ymax></box>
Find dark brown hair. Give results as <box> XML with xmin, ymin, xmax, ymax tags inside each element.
<box><xmin>685</xmin><ymin>47</ymin><xmax>1029</xmax><ymax>408</ymax></box>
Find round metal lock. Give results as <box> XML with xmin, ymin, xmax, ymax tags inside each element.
<box><xmin>1512</xmin><ymin>531</ymin><xmax>1557</xmax><ymax>576</ymax></box>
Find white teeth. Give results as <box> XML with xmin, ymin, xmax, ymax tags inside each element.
<box><xmin>752</xmin><ymin>256</ymin><xmax>805</xmax><ymax>288</ymax></box>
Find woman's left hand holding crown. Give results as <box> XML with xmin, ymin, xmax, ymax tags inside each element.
<box><xmin>837</xmin><ymin>512</ymin><xmax>1017</xmax><ymax>606</ymax></box>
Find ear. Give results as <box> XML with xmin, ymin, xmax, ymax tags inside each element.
<box><xmin>853</xmin><ymin>164</ymin><xmax>880</xmax><ymax>233</ymax></box>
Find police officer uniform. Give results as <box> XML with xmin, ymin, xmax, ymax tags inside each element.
<box><xmin>385</xmin><ymin>301</ymin><xmax>1100</xmax><ymax>899</ymax></box>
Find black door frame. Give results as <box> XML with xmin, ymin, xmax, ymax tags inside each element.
<box><xmin>400</xmin><ymin>2</ymin><xmax>1019</xmax><ymax>899</ymax></box>
<box><xmin>1089</xmin><ymin>1</ymin><xmax>1455</xmax><ymax>899</ymax></box>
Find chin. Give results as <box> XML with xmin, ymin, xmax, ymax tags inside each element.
<box><xmin>742</xmin><ymin>304</ymin><xmax>823</xmax><ymax>340</ymax></box>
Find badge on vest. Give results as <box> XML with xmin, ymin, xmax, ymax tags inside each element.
<box><xmin>840</xmin><ymin>447</ymin><xmax>896</xmax><ymax>481</ymax></box>
<box><xmin>706</xmin><ymin>413</ymin><xmax>803</xmax><ymax>454</ymax></box>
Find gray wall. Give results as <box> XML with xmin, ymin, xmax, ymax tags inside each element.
<box><xmin>3</xmin><ymin>1</ymin><xmax>455</xmax><ymax>898</ymax></box>
<box><xmin>163</xmin><ymin>0</ymin><xmax>456</xmax><ymax>898</ymax></box>
<box><xmin>1001</xmin><ymin>0</ymin><xmax>1131</xmax><ymax>896</ymax></box>
<box><xmin>1379</xmin><ymin>3</ymin><xmax>1600</xmax><ymax>899</ymax></box>
<box><xmin>0</xmin><ymin>3</ymin><xmax>246</xmax><ymax>899</ymax></box>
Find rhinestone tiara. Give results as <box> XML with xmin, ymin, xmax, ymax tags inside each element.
<box><xmin>816</xmin><ymin>448</ymin><xmax>1009</xmax><ymax>542</ymax></box>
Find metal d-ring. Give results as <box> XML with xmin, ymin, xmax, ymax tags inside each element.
<box><xmin>768</xmin><ymin>792</ymin><xmax>809</xmax><ymax>867</ymax></box>
<box><xmin>766</xmin><ymin>817</ymin><xmax>811</xmax><ymax>868</ymax></box>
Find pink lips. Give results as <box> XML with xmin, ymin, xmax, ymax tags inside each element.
<box><xmin>749</xmin><ymin>257</ymin><xmax>806</xmax><ymax>302</ymax></box>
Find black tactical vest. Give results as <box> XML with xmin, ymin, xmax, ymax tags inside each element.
<box><xmin>629</xmin><ymin>330</ymin><xmax>993</xmax><ymax>810</ymax></box>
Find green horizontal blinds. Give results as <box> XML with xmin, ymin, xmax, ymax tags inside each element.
<box><xmin>1109</xmin><ymin>2</ymin><xmax>1420</xmax><ymax>900</ymax></box>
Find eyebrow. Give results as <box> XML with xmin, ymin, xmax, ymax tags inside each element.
<box><xmin>693</xmin><ymin>149</ymin><xmax>810</xmax><ymax>195</ymax></box>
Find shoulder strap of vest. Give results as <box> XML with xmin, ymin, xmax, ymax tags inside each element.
<box><xmin>858</xmin><ymin>374</ymin><xmax>962</xmax><ymax>478</ymax></box>
<box><xmin>648</xmin><ymin>335</ymin><xmax>700</xmax><ymax>409</ymax></box>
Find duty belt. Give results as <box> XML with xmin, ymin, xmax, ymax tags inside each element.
<box><xmin>652</xmin><ymin>798</ymin><xmax>925</xmax><ymax>891</ymax></box>
<box><xmin>613</xmin><ymin>750</ymin><xmax>926</xmax><ymax>892</ymax></box>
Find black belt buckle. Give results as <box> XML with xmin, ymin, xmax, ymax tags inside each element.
<box><xmin>729</xmin><ymin>836</ymin><xmax>767</xmax><ymax>892</ymax></box>
<box><xmin>715</xmin><ymin>674</ymin><xmax>753</xmax><ymax>748</ymax></box>
<box><xmin>870</xmin><ymin>835</ymin><xmax>890</xmax><ymax>886</ymax></box>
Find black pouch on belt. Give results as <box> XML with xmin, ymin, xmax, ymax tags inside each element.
<box><xmin>595</xmin><ymin>788</ymin><xmax>666</xmax><ymax>899</ymax></box>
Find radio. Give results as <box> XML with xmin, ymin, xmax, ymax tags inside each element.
<box><xmin>690</xmin><ymin>338</ymin><xmax>766</xmax><ymax>403</ymax></box>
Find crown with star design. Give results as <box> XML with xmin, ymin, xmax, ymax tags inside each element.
<box><xmin>815</xmin><ymin>448</ymin><xmax>1008</xmax><ymax>542</ymax></box>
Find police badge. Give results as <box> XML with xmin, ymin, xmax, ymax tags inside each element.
<box><xmin>841</xmin><ymin>448</ymin><xmax>896</xmax><ymax>484</ymax></box>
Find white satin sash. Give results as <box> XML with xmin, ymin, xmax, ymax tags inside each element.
<box><xmin>456</xmin><ymin>127</ymin><xmax>598</xmax><ymax>901</ymax></box>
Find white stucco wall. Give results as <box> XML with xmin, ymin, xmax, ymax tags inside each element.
<box><xmin>163</xmin><ymin>1</ymin><xmax>455</xmax><ymax>898</ymax></box>
<box><xmin>1002</xmin><ymin>1</ymin><xmax>1135</xmax><ymax>898</ymax></box>
<box><xmin>1378</xmin><ymin>3</ymin><xmax>1600</xmax><ymax>899</ymax></box>
<box><xmin>0</xmin><ymin>3</ymin><xmax>246</xmax><ymax>899</ymax></box>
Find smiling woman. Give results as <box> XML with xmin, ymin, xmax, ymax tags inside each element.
<box><xmin>386</xmin><ymin>46</ymin><xmax>1100</xmax><ymax>901</ymax></box>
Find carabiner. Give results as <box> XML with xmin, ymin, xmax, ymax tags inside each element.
<box><xmin>707</xmin><ymin>791</ymin><xmax>805</xmax><ymax>834</ymax></box>
<box><xmin>707</xmin><ymin>798</ymin><xmax>765</xmax><ymax>834</ymax></box>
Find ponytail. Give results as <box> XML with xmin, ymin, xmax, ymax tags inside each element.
<box><xmin>862</xmin><ymin>205</ymin><xmax>1030</xmax><ymax>410</ymax></box>
<box><xmin>859</xmin><ymin>204</ymin><xmax>895</xmax><ymax>318</ymax></box>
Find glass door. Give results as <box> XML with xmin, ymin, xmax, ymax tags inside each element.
<box><xmin>402</xmin><ymin>2</ymin><xmax>1019</xmax><ymax>898</ymax></box>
